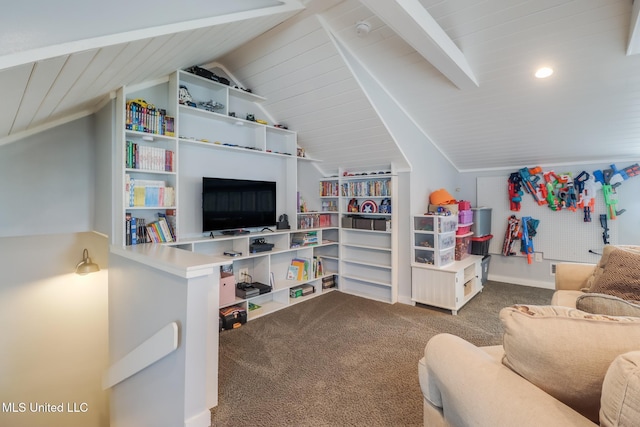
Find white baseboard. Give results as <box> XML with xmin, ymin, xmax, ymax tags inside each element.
<box><xmin>397</xmin><ymin>295</ymin><xmax>415</xmax><ymax>306</ymax></box>
<box><xmin>487</xmin><ymin>274</ymin><xmax>555</xmax><ymax>290</ymax></box>
<box><xmin>184</xmin><ymin>409</ymin><xmax>210</xmax><ymax>427</ymax></box>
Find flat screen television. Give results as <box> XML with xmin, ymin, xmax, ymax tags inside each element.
<box><xmin>202</xmin><ymin>177</ymin><xmax>277</xmax><ymax>233</ymax></box>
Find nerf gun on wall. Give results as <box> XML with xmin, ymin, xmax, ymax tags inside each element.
<box><xmin>508</xmin><ymin>172</ymin><xmax>523</xmax><ymax>211</ymax></box>
<box><xmin>542</xmin><ymin>171</ymin><xmax>560</xmax><ymax>210</ymax></box>
<box><xmin>575</xmin><ymin>172</ymin><xmax>596</xmax><ymax>222</ymax></box>
<box><xmin>519</xmin><ymin>167</ymin><xmax>545</xmax><ymax>206</ymax></box>
<box><xmin>602</xmin><ymin>183</ymin><xmax>625</xmax><ymax>219</ymax></box>
<box><xmin>520</xmin><ymin>216</ymin><xmax>535</xmax><ymax>264</ymax></box>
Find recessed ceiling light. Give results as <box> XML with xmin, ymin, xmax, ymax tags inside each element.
<box><xmin>535</xmin><ymin>67</ymin><xmax>554</xmax><ymax>79</ymax></box>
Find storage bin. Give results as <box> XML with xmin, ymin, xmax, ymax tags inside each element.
<box><xmin>439</xmin><ymin>232</ymin><xmax>456</xmax><ymax>250</ymax></box>
<box><xmin>437</xmin><ymin>216</ymin><xmax>458</xmax><ymax>233</ymax></box>
<box><xmin>355</xmin><ymin>218</ymin><xmax>373</xmax><ymax>230</ymax></box>
<box><xmin>456</xmin><ymin>223</ymin><xmax>472</xmax><ymax>235</ymax></box>
<box><xmin>455</xmin><ymin>234</ymin><xmax>472</xmax><ymax>261</ymax></box>
<box><xmin>342</xmin><ymin>216</ymin><xmax>354</xmax><ymax>229</ymax></box>
<box><xmin>458</xmin><ymin>209</ymin><xmax>473</xmax><ymax>224</ymax></box>
<box><xmin>471</xmin><ymin>234</ymin><xmax>493</xmax><ymax>256</ymax></box>
<box><xmin>372</xmin><ymin>218</ymin><xmax>390</xmax><ymax>231</ymax></box>
<box><xmin>415</xmin><ymin>234</ymin><xmax>435</xmax><ymax>248</ymax></box>
<box><xmin>472</xmin><ymin>207</ymin><xmax>492</xmax><ymax>237</ymax></box>
<box><xmin>458</xmin><ymin>200</ymin><xmax>471</xmax><ymax>210</ymax></box>
<box><xmin>219</xmin><ymin>271</ymin><xmax>237</xmax><ymax>306</ymax></box>
<box><xmin>414</xmin><ymin>215</ymin><xmax>434</xmax><ymax>231</ymax></box>
<box><xmin>437</xmin><ymin>248</ymin><xmax>455</xmax><ymax>266</ymax></box>
<box><xmin>480</xmin><ymin>255</ymin><xmax>491</xmax><ymax>284</ymax></box>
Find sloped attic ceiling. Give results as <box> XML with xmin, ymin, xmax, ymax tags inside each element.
<box><xmin>217</xmin><ymin>7</ymin><xmax>411</xmax><ymax>175</ymax></box>
<box><xmin>2</xmin><ymin>0</ymin><xmax>640</xmax><ymax>173</ymax></box>
<box><xmin>224</xmin><ymin>0</ymin><xmax>640</xmax><ymax>172</ymax></box>
<box><xmin>0</xmin><ymin>0</ymin><xmax>304</xmax><ymax>145</ymax></box>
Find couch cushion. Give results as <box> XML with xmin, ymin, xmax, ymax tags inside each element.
<box><xmin>600</xmin><ymin>351</ymin><xmax>640</xmax><ymax>427</ymax></box>
<box><xmin>586</xmin><ymin>246</ymin><xmax>640</xmax><ymax>303</ymax></box>
<box><xmin>500</xmin><ymin>305</ymin><xmax>640</xmax><ymax>423</ymax></box>
<box><xmin>577</xmin><ymin>293</ymin><xmax>640</xmax><ymax>317</ymax></box>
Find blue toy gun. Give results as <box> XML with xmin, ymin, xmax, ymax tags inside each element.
<box><xmin>520</xmin><ymin>216</ymin><xmax>534</xmax><ymax>264</ymax></box>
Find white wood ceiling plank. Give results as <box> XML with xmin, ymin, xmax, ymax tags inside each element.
<box><xmin>30</xmin><ymin>50</ymin><xmax>99</xmax><ymax>127</ymax></box>
<box><xmin>11</xmin><ymin>56</ymin><xmax>68</xmax><ymax>133</ymax></box>
<box><xmin>132</xmin><ymin>31</ymin><xmax>197</xmax><ymax>84</ymax></box>
<box><xmin>53</xmin><ymin>44</ymin><xmax>127</xmax><ymax>115</ymax></box>
<box><xmin>221</xmin><ymin>15</ymin><xmax>323</xmax><ymax>74</ymax></box>
<box><xmin>260</xmin><ymin>57</ymin><xmax>351</xmax><ymax>94</ymax></box>
<box><xmin>274</xmin><ymin>94</ymin><xmax>373</xmax><ymax>123</ymax></box>
<box><xmin>229</xmin><ymin>28</ymin><xmax>331</xmax><ymax>84</ymax></box>
<box><xmin>265</xmin><ymin>80</ymin><xmax>361</xmax><ymax>113</ymax></box>
<box><xmin>0</xmin><ymin>63</ymin><xmax>34</xmax><ymax>138</ymax></box>
<box><xmin>237</xmin><ymin>41</ymin><xmax>340</xmax><ymax>90</ymax></box>
<box><xmin>91</xmin><ymin>39</ymin><xmax>156</xmax><ymax>95</ymax></box>
<box><xmin>99</xmin><ymin>34</ymin><xmax>176</xmax><ymax>91</ymax></box>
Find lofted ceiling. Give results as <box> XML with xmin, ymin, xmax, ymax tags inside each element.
<box><xmin>1</xmin><ymin>0</ymin><xmax>640</xmax><ymax>174</ymax></box>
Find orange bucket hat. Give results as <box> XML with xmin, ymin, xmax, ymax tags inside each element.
<box><xmin>429</xmin><ymin>188</ymin><xmax>456</xmax><ymax>205</ymax></box>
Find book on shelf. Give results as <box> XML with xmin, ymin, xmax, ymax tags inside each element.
<box><xmin>126</xmin><ymin>175</ymin><xmax>175</xmax><ymax>207</ymax></box>
<box><xmin>125</xmin><ymin>213</ymin><xmax>175</xmax><ymax>244</ymax></box>
<box><xmin>146</xmin><ymin>216</ymin><xmax>175</xmax><ymax>243</ymax></box>
<box><xmin>126</xmin><ymin>141</ymin><xmax>174</xmax><ymax>172</ymax></box>
<box><xmin>125</xmin><ymin>99</ymin><xmax>169</xmax><ymax>136</ymax></box>
<box><xmin>297</xmin><ymin>213</ymin><xmax>332</xmax><ymax>229</ymax></box>
<box><xmin>313</xmin><ymin>256</ymin><xmax>324</xmax><ymax>278</ymax></box>
<box><xmin>289</xmin><ymin>258</ymin><xmax>310</xmax><ymax>281</ymax></box>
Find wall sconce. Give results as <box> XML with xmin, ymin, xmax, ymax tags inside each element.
<box><xmin>76</xmin><ymin>248</ymin><xmax>100</xmax><ymax>275</ymax></box>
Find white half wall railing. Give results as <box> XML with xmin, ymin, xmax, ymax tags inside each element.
<box><xmin>102</xmin><ymin>322</ymin><xmax>179</xmax><ymax>389</ymax></box>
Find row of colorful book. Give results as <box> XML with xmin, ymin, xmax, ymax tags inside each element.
<box><xmin>297</xmin><ymin>213</ymin><xmax>333</xmax><ymax>229</ymax></box>
<box><xmin>126</xmin><ymin>175</ymin><xmax>175</xmax><ymax>207</ymax></box>
<box><xmin>125</xmin><ymin>212</ymin><xmax>176</xmax><ymax>245</ymax></box>
<box><xmin>126</xmin><ymin>140</ymin><xmax>174</xmax><ymax>172</ymax></box>
<box><xmin>125</xmin><ymin>100</ymin><xmax>175</xmax><ymax>136</ymax></box>
<box><xmin>319</xmin><ymin>180</ymin><xmax>339</xmax><ymax>197</ymax></box>
<box><xmin>341</xmin><ymin>179</ymin><xmax>391</xmax><ymax>197</ymax></box>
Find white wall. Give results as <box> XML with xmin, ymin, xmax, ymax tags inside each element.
<box><xmin>178</xmin><ymin>143</ymin><xmax>293</xmax><ymax>239</ymax></box>
<box><xmin>0</xmin><ymin>117</ymin><xmax>109</xmax><ymax>426</ymax></box>
<box><xmin>337</xmin><ymin>37</ymin><xmax>459</xmax><ymax>303</ymax></box>
<box><xmin>0</xmin><ymin>116</ymin><xmax>96</xmax><ymax>237</ymax></box>
<box><xmin>0</xmin><ymin>231</ymin><xmax>109</xmax><ymax>427</ymax></box>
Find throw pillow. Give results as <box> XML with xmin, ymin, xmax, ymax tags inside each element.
<box><xmin>577</xmin><ymin>293</ymin><xmax>640</xmax><ymax>317</ymax></box>
<box><xmin>586</xmin><ymin>246</ymin><xmax>640</xmax><ymax>290</ymax></box>
<box><xmin>600</xmin><ymin>351</ymin><xmax>640</xmax><ymax>427</ymax></box>
<box><xmin>588</xmin><ymin>247</ymin><xmax>640</xmax><ymax>303</ymax></box>
<box><xmin>500</xmin><ymin>305</ymin><xmax>640</xmax><ymax>423</ymax></box>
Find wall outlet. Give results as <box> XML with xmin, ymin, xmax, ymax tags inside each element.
<box><xmin>238</xmin><ymin>268</ymin><xmax>249</xmax><ymax>282</ymax></box>
<box><xmin>534</xmin><ymin>252</ymin><xmax>543</xmax><ymax>262</ymax></box>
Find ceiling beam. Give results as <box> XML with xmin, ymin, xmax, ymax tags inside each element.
<box><xmin>627</xmin><ymin>0</ymin><xmax>640</xmax><ymax>55</ymax></box>
<box><xmin>360</xmin><ymin>0</ymin><xmax>478</xmax><ymax>90</ymax></box>
<box><xmin>0</xmin><ymin>0</ymin><xmax>306</xmax><ymax>72</ymax></box>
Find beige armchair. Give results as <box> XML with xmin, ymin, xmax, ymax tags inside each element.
<box><xmin>551</xmin><ymin>261</ymin><xmax>596</xmax><ymax>307</ymax></box>
<box><xmin>419</xmin><ymin>253</ymin><xmax>640</xmax><ymax>426</ymax></box>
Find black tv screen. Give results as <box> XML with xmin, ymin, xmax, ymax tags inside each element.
<box><xmin>202</xmin><ymin>177</ymin><xmax>276</xmax><ymax>232</ymax></box>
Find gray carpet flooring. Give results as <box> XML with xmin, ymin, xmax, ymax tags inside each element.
<box><xmin>211</xmin><ymin>281</ymin><xmax>554</xmax><ymax>426</ymax></box>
